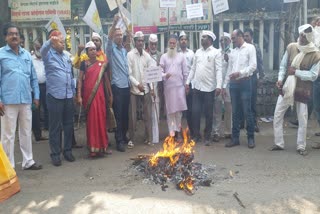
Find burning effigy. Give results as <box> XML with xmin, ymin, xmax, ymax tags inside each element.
<box><xmin>131</xmin><ymin>129</ymin><xmax>214</xmax><ymax>195</ymax></box>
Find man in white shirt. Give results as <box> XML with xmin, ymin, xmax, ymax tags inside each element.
<box><xmin>179</xmin><ymin>31</ymin><xmax>195</xmax><ymax>137</ymax></box>
<box><xmin>223</xmin><ymin>29</ymin><xmax>257</xmax><ymax>148</ymax></box>
<box><xmin>32</xmin><ymin>39</ymin><xmax>48</xmax><ymax>142</ymax></box>
<box><xmin>212</xmin><ymin>32</ymin><xmax>233</xmax><ymax>142</ymax></box>
<box><xmin>186</xmin><ymin>31</ymin><xmax>222</xmax><ymax>145</ymax></box>
<box><xmin>127</xmin><ymin>31</ymin><xmax>153</xmax><ymax>146</ymax></box>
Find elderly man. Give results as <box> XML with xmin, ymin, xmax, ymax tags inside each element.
<box><xmin>32</xmin><ymin>39</ymin><xmax>48</xmax><ymax>141</ymax></box>
<box><xmin>223</xmin><ymin>29</ymin><xmax>257</xmax><ymax>148</ymax></box>
<box><xmin>0</xmin><ymin>23</ymin><xmax>42</xmax><ymax>170</ymax></box>
<box><xmin>41</xmin><ymin>30</ymin><xmax>76</xmax><ymax>166</ymax></box>
<box><xmin>106</xmin><ymin>16</ymin><xmax>130</xmax><ymax>152</ymax></box>
<box><xmin>160</xmin><ymin>35</ymin><xmax>188</xmax><ymax>138</ymax></box>
<box><xmin>212</xmin><ymin>32</ymin><xmax>233</xmax><ymax>141</ymax></box>
<box><xmin>179</xmin><ymin>31</ymin><xmax>194</xmax><ymax>138</ymax></box>
<box><xmin>186</xmin><ymin>30</ymin><xmax>222</xmax><ymax>145</ymax></box>
<box><xmin>127</xmin><ymin>31</ymin><xmax>153</xmax><ymax>146</ymax></box>
<box><xmin>73</xmin><ymin>32</ymin><xmax>107</xmax><ymax>69</ymax></box>
<box><xmin>270</xmin><ymin>24</ymin><xmax>320</xmax><ymax>155</ymax></box>
<box><xmin>147</xmin><ymin>34</ymin><xmax>162</xmax><ymax>144</ymax></box>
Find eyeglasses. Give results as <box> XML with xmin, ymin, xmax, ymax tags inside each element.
<box><xmin>7</xmin><ymin>32</ymin><xmax>20</xmax><ymax>37</ymax></box>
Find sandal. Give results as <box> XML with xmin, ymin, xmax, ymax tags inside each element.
<box><xmin>297</xmin><ymin>149</ymin><xmax>308</xmax><ymax>156</ymax></box>
<box><xmin>127</xmin><ymin>140</ymin><xmax>134</xmax><ymax>149</ymax></box>
<box><xmin>269</xmin><ymin>144</ymin><xmax>284</xmax><ymax>151</ymax></box>
<box><xmin>144</xmin><ymin>140</ymin><xmax>153</xmax><ymax>146</ymax></box>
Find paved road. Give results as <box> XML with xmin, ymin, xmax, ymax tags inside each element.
<box><xmin>1</xmin><ymin>118</ymin><xmax>320</xmax><ymax>213</ymax></box>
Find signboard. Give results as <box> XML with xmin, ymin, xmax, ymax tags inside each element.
<box><xmin>283</xmin><ymin>0</ymin><xmax>300</xmax><ymax>3</ymax></box>
<box><xmin>160</xmin><ymin>0</ymin><xmax>176</xmax><ymax>8</ymax></box>
<box><xmin>11</xmin><ymin>0</ymin><xmax>71</xmax><ymax>22</ymax></box>
<box><xmin>132</xmin><ymin>0</ymin><xmax>212</xmax><ymax>34</ymax></box>
<box><xmin>144</xmin><ymin>66</ymin><xmax>163</xmax><ymax>83</ymax></box>
<box><xmin>211</xmin><ymin>0</ymin><xmax>229</xmax><ymax>15</ymax></box>
<box><xmin>186</xmin><ymin>3</ymin><xmax>203</xmax><ymax>19</ymax></box>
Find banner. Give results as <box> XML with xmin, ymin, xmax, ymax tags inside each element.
<box><xmin>211</xmin><ymin>0</ymin><xmax>229</xmax><ymax>15</ymax></box>
<box><xmin>83</xmin><ymin>0</ymin><xmax>102</xmax><ymax>34</ymax></box>
<box><xmin>132</xmin><ymin>0</ymin><xmax>212</xmax><ymax>34</ymax></box>
<box><xmin>283</xmin><ymin>0</ymin><xmax>300</xmax><ymax>2</ymax></box>
<box><xmin>45</xmin><ymin>15</ymin><xmax>67</xmax><ymax>38</ymax></box>
<box><xmin>160</xmin><ymin>0</ymin><xmax>176</xmax><ymax>8</ymax></box>
<box><xmin>11</xmin><ymin>0</ymin><xmax>71</xmax><ymax>22</ymax></box>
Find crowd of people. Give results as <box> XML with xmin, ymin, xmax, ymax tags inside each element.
<box><xmin>1</xmin><ymin>15</ymin><xmax>320</xmax><ymax>201</ymax></box>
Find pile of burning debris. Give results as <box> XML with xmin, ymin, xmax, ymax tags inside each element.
<box><xmin>131</xmin><ymin>130</ymin><xmax>214</xmax><ymax>195</ymax></box>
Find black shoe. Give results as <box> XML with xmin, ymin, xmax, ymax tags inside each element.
<box><xmin>117</xmin><ymin>143</ymin><xmax>126</xmax><ymax>152</ymax></box>
<box><xmin>64</xmin><ymin>154</ymin><xmax>75</xmax><ymax>162</ymax></box>
<box><xmin>248</xmin><ymin>138</ymin><xmax>255</xmax><ymax>149</ymax></box>
<box><xmin>24</xmin><ymin>163</ymin><xmax>43</xmax><ymax>170</ymax></box>
<box><xmin>225</xmin><ymin>140</ymin><xmax>240</xmax><ymax>148</ymax></box>
<box><xmin>52</xmin><ymin>159</ymin><xmax>62</xmax><ymax>167</ymax></box>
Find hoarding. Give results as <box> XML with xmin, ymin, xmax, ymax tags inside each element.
<box><xmin>132</xmin><ymin>0</ymin><xmax>212</xmax><ymax>34</ymax></box>
<box><xmin>11</xmin><ymin>0</ymin><xmax>71</xmax><ymax>22</ymax></box>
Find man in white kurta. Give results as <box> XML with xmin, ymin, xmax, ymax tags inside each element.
<box><xmin>270</xmin><ymin>24</ymin><xmax>320</xmax><ymax>155</ymax></box>
<box><xmin>160</xmin><ymin>35</ymin><xmax>188</xmax><ymax>137</ymax></box>
<box><xmin>128</xmin><ymin>31</ymin><xmax>154</xmax><ymax>146</ymax></box>
<box><xmin>186</xmin><ymin>31</ymin><xmax>222</xmax><ymax>145</ymax></box>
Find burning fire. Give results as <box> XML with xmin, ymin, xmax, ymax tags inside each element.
<box><xmin>148</xmin><ymin>129</ymin><xmax>196</xmax><ymax>193</ymax></box>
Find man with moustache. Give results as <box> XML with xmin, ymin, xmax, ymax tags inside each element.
<box><xmin>41</xmin><ymin>30</ymin><xmax>76</xmax><ymax>166</ymax></box>
<box><xmin>31</xmin><ymin>39</ymin><xmax>48</xmax><ymax>141</ymax></box>
<box><xmin>270</xmin><ymin>24</ymin><xmax>320</xmax><ymax>155</ymax></box>
<box><xmin>160</xmin><ymin>35</ymin><xmax>188</xmax><ymax>138</ymax></box>
<box><xmin>0</xmin><ymin>23</ymin><xmax>42</xmax><ymax>170</ymax></box>
<box><xmin>127</xmin><ymin>31</ymin><xmax>153</xmax><ymax>146</ymax></box>
<box><xmin>178</xmin><ymin>31</ymin><xmax>194</xmax><ymax>138</ymax></box>
<box><xmin>223</xmin><ymin>29</ymin><xmax>257</xmax><ymax>149</ymax></box>
<box><xmin>186</xmin><ymin>30</ymin><xmax>222</xmax><ymax>145</ymax></box>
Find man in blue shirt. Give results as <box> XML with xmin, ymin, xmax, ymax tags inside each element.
<box><xmin>106</xmin><ymin>16</ymin><xmax>130</xmax><ymax>152</ymax></box>
<box><xmin>41</xmin><ymin>30</ymin><xmax>75</xmax><ymax>166</ymax></box>
<box><xmin>0</xmin><ymin>23</ymin><xmax>42</xmax><ymax>170</ymax></box>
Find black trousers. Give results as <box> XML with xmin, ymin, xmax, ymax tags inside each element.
<box><xmin>112</xmin><ymin>85</ymin><xmax>130</xmax><ymax>145</ymax></box>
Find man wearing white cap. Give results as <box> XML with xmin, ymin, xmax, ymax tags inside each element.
<box><xmin>127</xmin><ymin>31</ymin><xmax>153</xmax><ymax>146</ymax></box>
<box><xmin>179</xmin><ymin>31</ymin><xmax>194</xmax><ymax>137</ymax></box>
<box><xmin>160</xmin><ymin>34</ymin><xmax>188</xmax><ymax>138</ymax></box>
<box><xmin>186</xmin><ymin>30</ymin><xmax>222</xmax><ymax>145</ymax></box>
<box><xmin>73</xmin><ymin>32</ymin><xmax>107</xmax><ymax>69</ymax></box>
<box><xmin>269</xmin><ymin>24</ymin><xmax>320</xmax><ymax>155</ymax></box>
<box><xmin>223</xmin><ymin>29</ymin><xmax>256</xmax><ymax>149</ymax></box>
<box><xmin>147</xmin><ymin>34</ymin><xmax>162</xmax><ymax>144</ymax></box>
<box><xmin>212</xmin><ymin>32</ymin><xmax>232</xmax><ymax>142</ymax></box>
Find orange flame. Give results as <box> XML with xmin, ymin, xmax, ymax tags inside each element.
<box><xmin>149</xmin><ymin>129</ymin><xmax>195</xmax><ymax>167</ymax></box>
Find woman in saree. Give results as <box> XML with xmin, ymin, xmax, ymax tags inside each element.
<box><xmin>0</xmin><ymin>143</ymin><xmax>20</xmax><ymax>202</ymax></box>
<box><xmin>76</xmin><ymin>41</ymin><xmax>113</xmax><ymax>157</ymax></box>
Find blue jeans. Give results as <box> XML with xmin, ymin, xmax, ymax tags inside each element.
<box><xmin>47</xmin><ymin>94</ymin><xmax>74</xmax><ymax>161</ymax></box>
<box><xmin>313</xmin><ymin>78</ymin><xmax>320</xmax><ymax>125</ymax></box>
<box><xmin>112</xmin><ymin>85</ymin><xmax>130</xmax><ymax>145</ymax></box>
<box><xmin>229</xmin><ymin>78</ymin><xmax>255</xmax><ymax>140</ymax></box>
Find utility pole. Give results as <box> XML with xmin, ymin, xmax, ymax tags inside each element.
<box><xmin>0</xmin><ymin>0</ymin><xmax>10</xmax><ymax>46</ymax></box>
<box><xmin>303</xmin><ymin>0</ymin><xmax>307</xmax><ymax>24</ymax></box>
